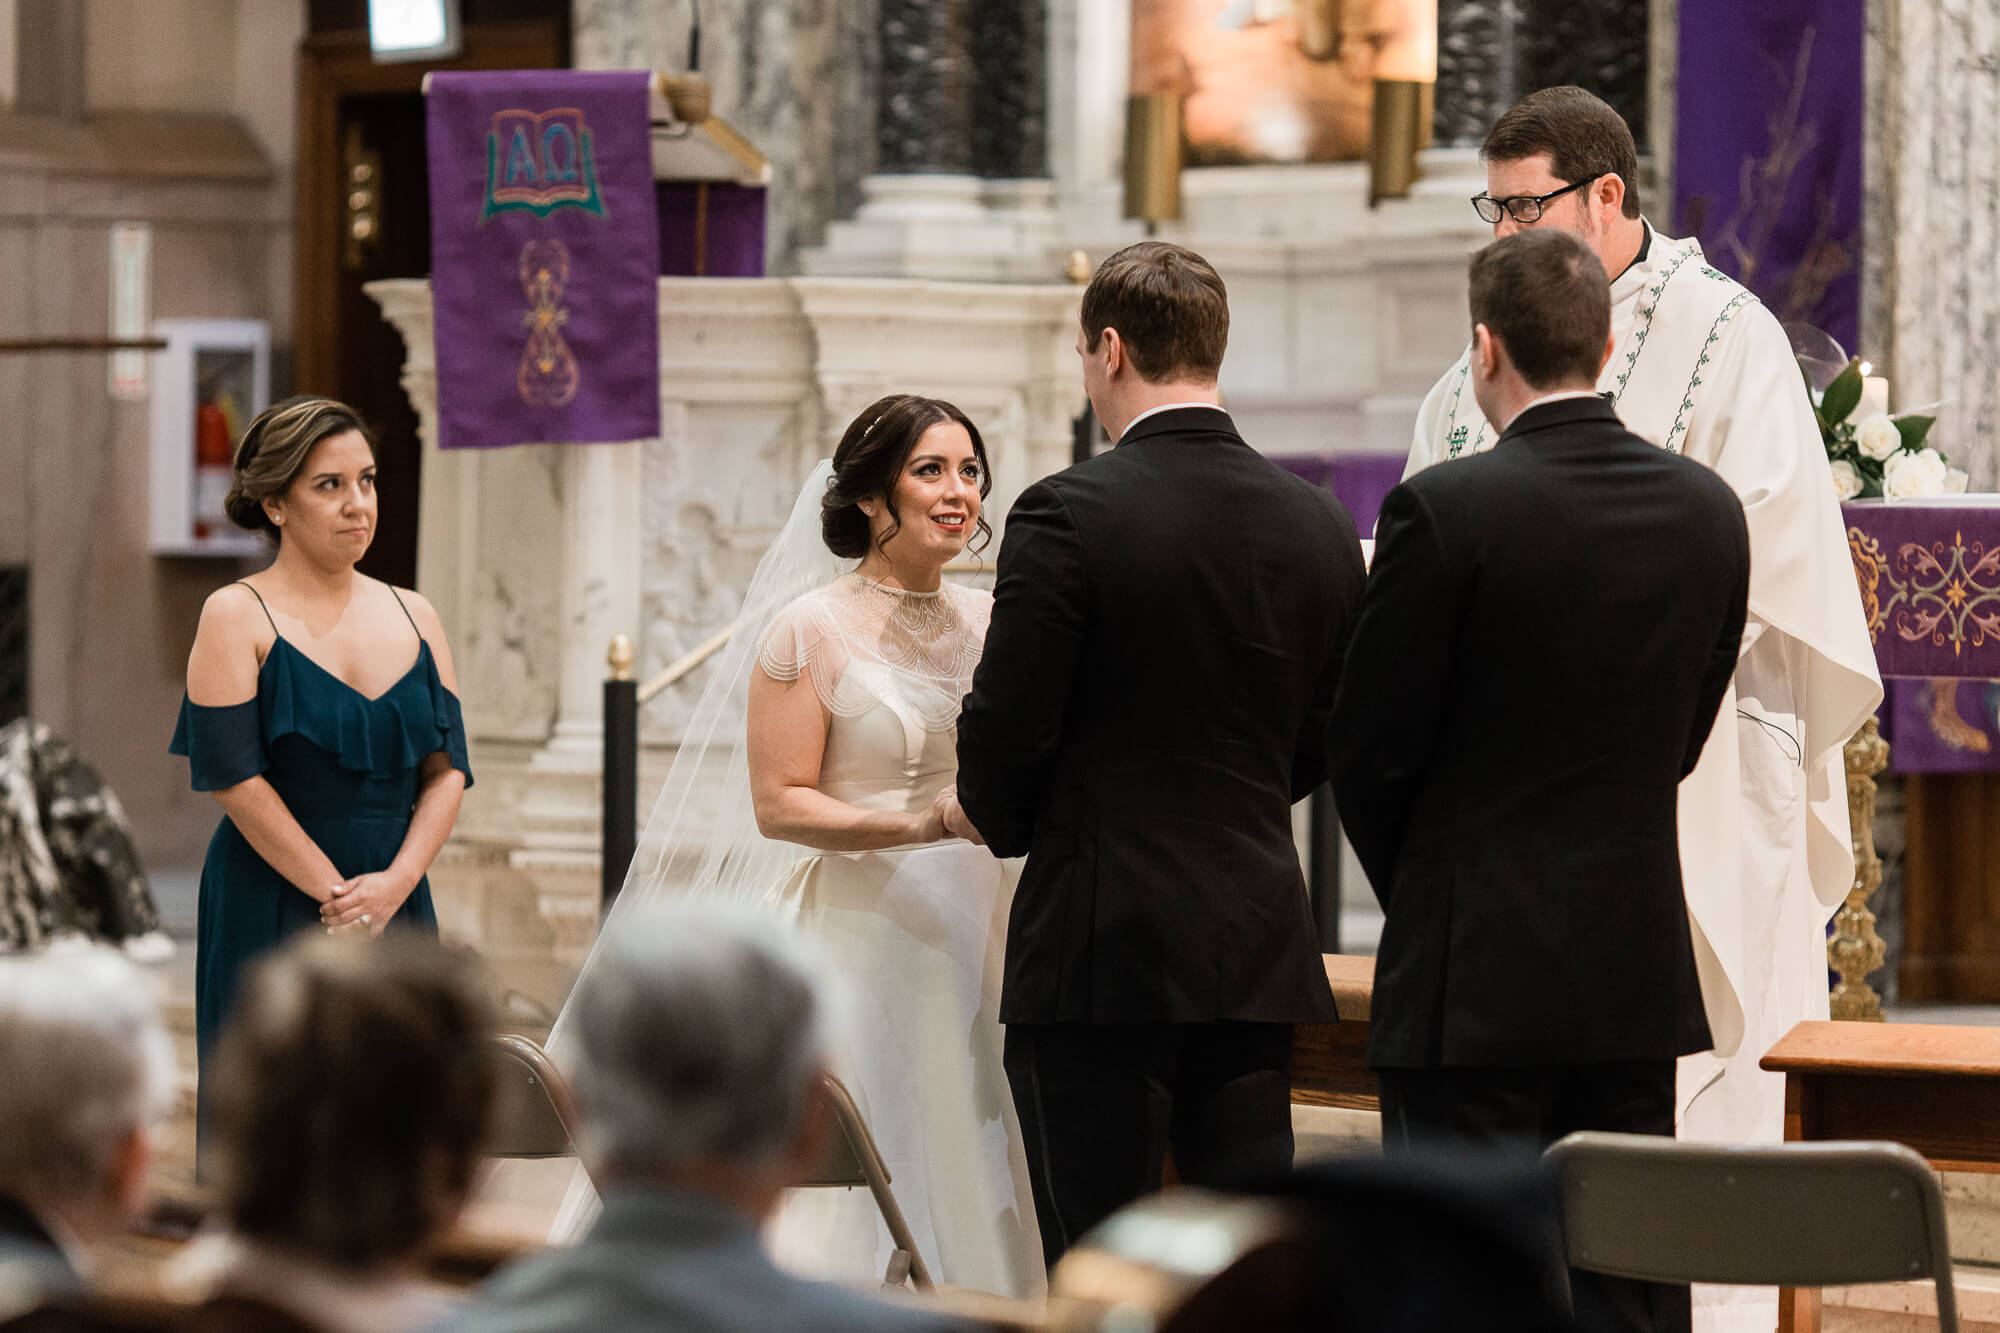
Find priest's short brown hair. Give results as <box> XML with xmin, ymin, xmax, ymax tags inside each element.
<box><xmin>1469</xmin><ymin>229</ymin><xmax>1611</xmax><ymax>389</ymax></box>
<box><xmin>1484</xmin><ymin>86</ymin><xmax>1643</xmax><ymax>220</ymax></box>
<box><xmin>1080</xmin><ymin>242</ymin><xmax>1230</xmax><ymax>384</ymax></box>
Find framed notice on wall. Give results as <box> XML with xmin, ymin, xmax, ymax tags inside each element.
<box><xmin>108</xmin><ymin>222</ymin><xmax>151</xmax><ymax>401</ymax></box>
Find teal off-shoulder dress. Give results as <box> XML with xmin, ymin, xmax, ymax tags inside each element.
<box><xmin>170</xmin><ymin>584</ymin><xmax>472</xmax><ymax>1137</ymax></box>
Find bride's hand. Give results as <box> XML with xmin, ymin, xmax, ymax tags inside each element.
<box><xmin>942</xmin><ymin>793</ymin><xmax>985</xmax><ymax>846</ymax></box>
<box><xmin>915</xmin><ymin>787</ymin><xmax>957</xmax><ymax>843</ymax></box>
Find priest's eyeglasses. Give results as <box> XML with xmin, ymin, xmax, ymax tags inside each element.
<box><xmin>1471</xmin><ymin>175</ymin><xmax>1603</xmax><ymax>225</ymax></box>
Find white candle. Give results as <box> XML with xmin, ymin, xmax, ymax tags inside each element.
<box><xmin>1859</xmin><ymin>375</ymin><xmax>1891</xmax><ymax>420</ymax></box>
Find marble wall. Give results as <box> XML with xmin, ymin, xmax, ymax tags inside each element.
<box><xmin>0</xmin><ymin>120</ymin><xmax>287</xmax><ymax>869</ymax></box>
<box><xmin>574</xmin><ymin>0</ymin><xmax>880</xmax><ymax>273</ymax></box>
<box><xmin>1868</xmin><ymin>0</ymin><xmax>2000</xmax><ymax>488</ymax></box>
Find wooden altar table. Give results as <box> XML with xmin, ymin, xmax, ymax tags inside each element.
<box><xmin>1762</xmin><ymin>1018</ymin><xmax>2000</xmax><ymax>1331</ymax></box>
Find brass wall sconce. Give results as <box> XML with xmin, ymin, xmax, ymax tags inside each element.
<box><xmin>342</xmin><ymin>124</ymin><xmax>383</xmax><ymax>273</ymax></box>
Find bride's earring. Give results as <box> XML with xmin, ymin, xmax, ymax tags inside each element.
<box><xmin>860</xmin><ymin>503</ymin><xmax>875</xmax><ymax>518</ymax></box>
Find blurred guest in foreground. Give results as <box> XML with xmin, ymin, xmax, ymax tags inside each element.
<box><xmin>439</xmin><ymin>904</ymin><xmax>966</xmax><ymax>1333</ymax></box>
<box><xmin>173</xmin><ymin>934</ymin><xmax>497</xmax><ymax>1332</ymax></box>
<box><xmin>0</xmin><ymin>943</ymin><xmax>174</xmax><ymax>1301</ymax></box>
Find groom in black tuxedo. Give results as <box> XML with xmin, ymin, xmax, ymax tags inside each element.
<box><xmin>954</xmin><ymin>242</ymin><xmax>1368</xmax><ymax>1266</ymax></box>
<box><xmin>1328</xmin><ymin>229</ymin><xmax>1749</xmax><ymax>1333</ymax></box>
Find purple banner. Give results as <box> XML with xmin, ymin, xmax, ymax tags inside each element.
<box><xmin>1675</xmin><ymin>0</ymin><xmax>1863</xmax><ymax>353</ymax></box>
<box><xmin>426</xmin><ymin>71</ymin><xmax>661</xmax><ymax>450</ymax></box>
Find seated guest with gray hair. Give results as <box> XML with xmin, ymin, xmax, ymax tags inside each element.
<box><xmin>440</xmin><ymin>904</ymin><xmax>966</xmax><ymax>1333</ymax></box>
<box><xmin>0</xmin><ymin>943</ymin><xmax>175</xmax><ymax>1301</ymax></box>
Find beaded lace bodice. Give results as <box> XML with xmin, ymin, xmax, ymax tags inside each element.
<box><xmin>758</xmin><ymin>574</ymin><xmax>991</xmax><ymax>813</ymax></box>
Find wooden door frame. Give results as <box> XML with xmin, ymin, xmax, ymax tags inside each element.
<box><xmin>293</xmin><ymin>21</ymin><xmax>566</xmax><ymax>396</ymax></box>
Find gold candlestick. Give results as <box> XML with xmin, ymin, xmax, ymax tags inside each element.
<box><xmin>1829</xmin><ymin>717</ymin><xmax>1889</xmax><ymax>1021</ymax></box>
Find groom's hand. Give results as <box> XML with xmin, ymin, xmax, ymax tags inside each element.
<box><xmin>942</xmin><ymin>792</ymin><xmax>987</xmax><ymax>847</ymax></box>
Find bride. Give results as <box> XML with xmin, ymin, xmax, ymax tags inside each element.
<box><xmin>557</xmin><ymin>395</ymin><xmax>1043</xmax><ymax>1300</ymax></box>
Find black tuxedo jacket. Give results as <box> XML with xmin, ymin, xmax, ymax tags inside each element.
<box><xmin>1328</xmin><ymin>397</ymin><xmax>1748</xmax><ymax>1070</ymax></box>
<box><xmin>958</xmin><ymin>406</ymin><xmax>1367</xmax><ymax>1026</ymax></box>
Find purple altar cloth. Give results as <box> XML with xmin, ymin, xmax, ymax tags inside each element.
<box><xmin>426</xmin><ymin>71</ymin><xmax>661</xmax><ymax>450</ymax></box>
<box><xmin>657</xmin><ymin>182</ymin><xmax>767</xmax><ymax>277</ymax></box>
<box><xmin>1883</xmin><ymin>681</ymin><xmax>2000</xmax><ymax>774</ymax></box>
<box><xmin>1268</xmin><ymin>451</ymin><xmax>1405</xmax><ymax>536</ymax></box>
<box><xmin>1844</xmin><ymin>498</ymin><xmax>2000</xmax><ymax>772</ymax></box>
<box><xmin>1843</xmin><ymin>499</ymin><xmax>2000</xmax><ymax>678</ymax></box>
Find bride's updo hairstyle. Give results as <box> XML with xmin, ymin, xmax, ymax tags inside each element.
<box><xmin>821</xmin><ymin>394</ymin><xmax>993</xmax><ymax>560</ymax></box>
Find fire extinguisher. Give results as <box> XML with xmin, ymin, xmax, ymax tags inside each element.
<box><xmin>193</xmin><ymin>396</ymin><xmax>232</xmax><ymax>540</ymax></box>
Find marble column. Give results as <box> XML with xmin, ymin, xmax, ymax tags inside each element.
<box><xmin>859</xmin><ymin>0</ymin><xmax>983</xmax><ymax>227</ymax></box>
<box><xmin>804</xmin><ymin>0</ymin><xmax>1062</xmax><ymax>280</ymax></box>
<box><xmin>1433</xmin><ymin>0</ymin><xmax>1649</xmax><ymax>148</ymax></box>
<box><xmin>972</xmin><ymin>0</ymin><xmax>1055</xmax><ymax>239</ymax></box>
<box><xmin>878</xmin><ymin>0</ymin><xmax>977</xmax><ymax>175</ymax></box>
<box><xmin>538</xmin><ymin>445</ymin><xmax>644</xmax><ymax>762</ymax></box>
<box><xmin>972</xmin><ymin>0</ymin><xmax>1050</xmax><ymax>181</ymax></box>
<box><xmin>1868</xmin><ymin>0</ymin><xmax>2000</xmax><ymax>488</ymax></box>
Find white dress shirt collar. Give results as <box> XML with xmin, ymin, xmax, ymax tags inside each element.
<box><xmin>1119</xmin><ymin>401</ymin><xmax>1230</xmax><ymax>440</ymax></box>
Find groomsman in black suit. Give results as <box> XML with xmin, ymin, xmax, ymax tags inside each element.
<box><xmin>1327</xmin><ymin>228</ymin><xmax>1750</xmax><ymax>1333</ymax></box>
<box><xmin>954</xmin><ymin>242</ymin><xmax>1368</xmax><ymax>1266</ymax></box>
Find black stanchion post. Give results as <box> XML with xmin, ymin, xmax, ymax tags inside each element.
<box><xmin>1072</xmin><ymin>399</ymin><xmax>1099</xmax><ymax>465</ymax></box>
<box><xmin>602</xmin><ymin>635</ymin><xmax>639</xmax><ymax>911</ymax></box>
<box><xmin>1307</xmin><ymin>781</ymin><xmax>1342</xmax><ymax>952</ymax></box>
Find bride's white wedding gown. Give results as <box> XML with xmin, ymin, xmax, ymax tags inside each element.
<box><xmin>758</xmin><ymin>573</ymin><xmax>1043</xmax><ymax>1301</ymax></box>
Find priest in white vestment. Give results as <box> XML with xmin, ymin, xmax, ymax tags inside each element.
<box><xmin>1403</xmin><ymin>88</ymin><xmax>1882</xmax><ymax>1333</ymax></box>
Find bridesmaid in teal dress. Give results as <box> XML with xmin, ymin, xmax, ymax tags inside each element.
<box><xmin>171</xmin><ymin>397</ymin><xmax>471</xmax><ymax>1148</ymax></box>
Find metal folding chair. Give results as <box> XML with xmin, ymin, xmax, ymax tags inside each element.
<box><xmin>482</xmin><ymin>1033</ymin><xmax>588</xmax><ymax>1165</ymax></box>
<box><xmin>1544</xmin><ymin>1131</ymin><xmax>1958</xmax><ymax>1332</ymax></box>
<box><xmin>795</xmin><ymin>1072</ymin><xmax>935</xmax><ymax>1292</ymax></box>
<box><xmin>478</xmin><ymin>1040</ymin><xmax>933</xmax><ymax>1292</ymax></box>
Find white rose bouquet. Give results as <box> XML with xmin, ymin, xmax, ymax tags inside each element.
<box><xmin>1805</xmin><ymin>355</ymin><xmax>1957</xmax><ymax>499</ymax></box>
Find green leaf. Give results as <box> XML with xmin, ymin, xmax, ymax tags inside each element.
<box><xmin>1821</xmin><ymin>358</ymin><xmax>1865</xmax><ymax>425</ymax></box>
<box><xmin>1894</xmin><ymin>414</ymin><xmax>1936</xmax><ymax>452</ymax></box>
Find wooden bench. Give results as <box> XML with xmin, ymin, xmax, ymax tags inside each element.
<box><xmin>1764</xmin><ymin>1019</ymin><xmax>2000</xmax><ymax>1172</ymax></box>
<box><xmin>1763</xmin><ymin>1019</ymin><xmax>2000</xmax><ymax>1333</ymax></box>
<box><xmin>1291</xmin><ymin>954</ymin><xmax>1378</xmax><ymax>1111</ymax></box>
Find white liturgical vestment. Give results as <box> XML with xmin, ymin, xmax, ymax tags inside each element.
<box><xmin>1407</xmin><ymin>225</ymin><xmax>1882</xmax><ymax>1329</ymax></box>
